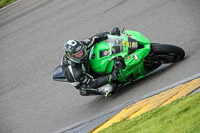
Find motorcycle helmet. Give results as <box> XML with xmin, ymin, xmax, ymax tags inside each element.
<box><xmin>64</xmin><ymin>40</ymin><xmax>87</xmax><ymax>63</ymax></box>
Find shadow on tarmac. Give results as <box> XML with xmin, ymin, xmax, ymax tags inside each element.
<box><xmin>91</xmin><ymin>56</ymin><xmax>189</xmax><ymax>104</ymax></box>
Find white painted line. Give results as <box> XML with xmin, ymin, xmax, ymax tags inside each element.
<box><xmin>0</xmin><ymin>0</ymin><xmax>20</xmax><ymax>11</ymax></box>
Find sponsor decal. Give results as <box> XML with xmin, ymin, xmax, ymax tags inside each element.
<box><xmin>132</xmin><ymin>53</ymin><xmax>138</xmax><ymax>61</ymax></box>
<box><xmin>104</xmin><ymin>50</ymin><xmax>108</xmax><ymax>56</ymax></box>
<box><xmin>132</xmin><ymin>42</ymin><xmax>136</xmax><ymax>48</ymax></box>
<box><xmin>126</xmin><ymin>56</ymin><xmax>131</xmax><ymax>60</ymax></box>
<box><xmin>76</xmin><ymin>46</ymin><xmax>82</xmax><ymax>51</ymax></box>
<box><xmin>126</xmin><ymin>34</ymin><xmax>136</xmax><ymax>39</ymax></box>
<box><xmin>131</xmin><ymin>36</ymin><xmax>136</xmax><ymax>39</ymax></box>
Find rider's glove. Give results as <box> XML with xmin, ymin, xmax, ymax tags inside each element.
<box><xmin>109</xmin><ymin>69</ymin><xmax>119</xmax><ymax>83</ymax></box>
<box><xmin>110</xmin><ymin>27</ymin><xmax>120</xmax><ymax>36</ymax></box>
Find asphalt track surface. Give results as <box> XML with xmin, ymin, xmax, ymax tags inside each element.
<box><xmin>0</xmin><ymin>0</ymin><xmax>200</xmax><ymax>133</ymax></box>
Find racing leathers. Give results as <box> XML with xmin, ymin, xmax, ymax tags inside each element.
<box><xmin>61</xmin><ymin>28</ymin><xmax>120</xmax><ymax>96</ymax></box>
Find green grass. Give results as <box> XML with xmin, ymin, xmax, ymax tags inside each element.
<box><xmin>0</xmin><ymin>0</ymin><xmax>16</xmax><ymax>9</ymax></box>
<box><xmin>100</xmin><ymin>92</ymin><xmax>200</xmax><ymax>133</ymax></box>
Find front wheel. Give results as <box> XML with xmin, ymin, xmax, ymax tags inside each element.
<box><xmin>149</xmin><ymin>43</ymin><xmax>185</xmax><ymax>63</ymax></box>
<box><xmin>144</xmin><ymin>43</ymin><xmax>185</xmax><ymax>72</ymax></box>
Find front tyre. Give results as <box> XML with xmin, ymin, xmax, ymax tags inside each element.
<box><xmin>150</xmin><ymin>43</ymin><xmax>185</xmax><ymax>63</ymax></box>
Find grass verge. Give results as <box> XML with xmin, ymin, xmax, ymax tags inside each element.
<box><xmin>100</xmin><ymin>91</ymin><xmax>200</xmax><ymax>133</ymax></box>
<box><xmin>0</xmin><ymin>0</ymin><xmax>16</xmax><ymax>9</ymax></box>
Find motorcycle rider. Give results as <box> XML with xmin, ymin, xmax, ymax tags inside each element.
<box><xmin>61</xmin><ymin>27</ymin><xmax>121</xmax><ymax>97</ymax></box>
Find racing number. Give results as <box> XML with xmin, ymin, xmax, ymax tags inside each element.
<box><xmin>122</xmin><ymin>41</ymin><xmax>136</xmax><ymax>48</ymax></box>
<box><xmin>122</xmin><ymin>40</ymin><xmax>129</xmax><ymax>47</ymax></box>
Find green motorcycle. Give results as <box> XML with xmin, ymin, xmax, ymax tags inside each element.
<box><xmin>89</xmin><ymin>30</ymin><xmax>185</xmax><ymax>82</ymax></box>
<box><xmin>53</xmin><ymin>30</ymin><xmax>185</xmax><ymax>96</ymax></box>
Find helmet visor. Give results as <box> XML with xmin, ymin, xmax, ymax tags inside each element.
<box><xmin>66</xmin><ymin>47</ymin><xmax>86</xmax><ymax>63</ymax></box>
<box><xmin>73</xmin><ymin>49</ymin><xmax>85</xmax><ymax>58</ymax></box>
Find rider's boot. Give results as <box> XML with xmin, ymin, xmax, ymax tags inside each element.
<box><xmin>79</xmin><ymin>84</ymin><xmax>116</xmax><ymax>97</ymax></box>
<box><xmin>98</xmin><ymin>84</ymin><xmax>115</xmax><ymax>97</ymax></box>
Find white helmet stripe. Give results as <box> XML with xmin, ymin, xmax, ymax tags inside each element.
<box><xmin>67</xmin><ymin>40</ymin><xmax>77</xmax><ymax>46</ymax></box>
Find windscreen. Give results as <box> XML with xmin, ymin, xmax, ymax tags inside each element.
<box><xmin>106</xmin><ymin>36</ymin><xmax>124</xmax><ymax>55</ymax></box>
